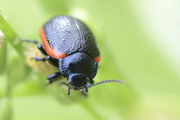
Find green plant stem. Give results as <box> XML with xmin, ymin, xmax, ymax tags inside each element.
<box><xmin>6</xmin><ymin>77</ymin><xmax>12</xmax><ymax>98</ymax></box>
<box><xmin>6</xmin><ymin>76</ymin><xmax>12</xmax><ymax>120</ymax></box>
<box><xmin>0</xmin><ymin>12</ymin><xmax>22</xmax><ymax>55</ymax></box>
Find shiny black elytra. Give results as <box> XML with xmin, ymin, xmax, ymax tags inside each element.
<box><xmin>23</xmin><ymin>15</ymin><xmax>123</xmax><ymax>95</ymax></box>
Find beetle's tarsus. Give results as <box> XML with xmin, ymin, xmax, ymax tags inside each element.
<box><xmin>21</xmin><ymin>39</ymin><xmax>38</xmax><ymax>44</ymax></box>
<box><xmin>32</xmin><ymin>57</ymin><xmax>46</xmax><ymax>62</ymax></box>
<box><xmin>68</xmin><ymin>88</ymin><xmax>70</xmax><ymax>95</ymax></box>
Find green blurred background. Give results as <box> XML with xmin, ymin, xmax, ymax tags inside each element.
<box><xmin>0</xmin><ymin>0</ymin><xmax>180</xmax><ymax>120</ymax></box>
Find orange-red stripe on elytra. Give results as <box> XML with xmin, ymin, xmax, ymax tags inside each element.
<box><xmin>39</xmin><ymin>28</ymin><xmax>67</xmax><ymax>59</ymax></box>
<box><xmin>93</xmin><ymin>56</ymin><xmax>101</xmax><ymax>63</ymax></box>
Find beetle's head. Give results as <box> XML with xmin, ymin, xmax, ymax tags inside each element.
<box><xmin>67</xmin><ymin>73</ymin><xmax>89</xmax><ymax>92</ymax></box>
<box><xmin>62</xmin><ymin>74</ymin><xmax>124</xmax><ymax>95</ymax></box>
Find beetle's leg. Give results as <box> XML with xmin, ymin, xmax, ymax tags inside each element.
<box><xmin>31</xmin><ymin>55</ymin><xmax>58</xmax><ymax>67</ymax></box>
<box><xmin>84</xmin><ymin>86</ymin><xmax>88</xmax><ymax>92</ymax></box>
<box><xmin>37</xmin><ymin>43</ymin><xmax>47</xmax><ymax>55</ymax></box>
<box><xmin>60</xmin><ymin>82</ymin><xmax>71</xmax><ymax>88</ymax></box>
<box><xmin>32</xmin><ymin>57</ymin><xmax>46</xmax><ymax>62</ymax></box>
<box><xmin>45</xmin><ymin>56</ymin><xmax>58</xmax><ymax>67</ymax></box>
<box><xmin>45</xmin><ymin>72</ymin><xmax>62</xmax><ymax>85</ymax></box>
<box><xmin>22</xmin><ymin>39</ymin><xmax>47</xmax><ymax>55</ymax></box>
<box><xmin>23</xmin><ymin>39</ymin><xmax>58</xmax><ymax>67</ymax></box>
<box><xmin>22</xmin><ymin>39</ymin><xmax>38</xmax><ymax>44</ymax></box>
<box><xmin>60</xmin><ymin>82</ymin><xmax>72</xmax><ymax>95</ymax></box>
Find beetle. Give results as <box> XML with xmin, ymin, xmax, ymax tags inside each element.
<box><xmin>23</xmin><ymin>15</ymin><xmax>123</xmax><ymax>95</ymax></box>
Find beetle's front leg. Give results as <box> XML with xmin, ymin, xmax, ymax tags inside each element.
<box><xmin>32</xmin><ymin>55</ymin><xmax>58</xmax><ymax>67</ymax></box>
<box><xmin>32</xmin><ymin>57</ymin><xmax>46</xmax><ymax>62</ymax></box>
<box><xmin>45</xmin><ymin>72</ymin><xmax>62</xmax><ymax>85</ymax></box>
<box><xmin>45</xmin><ymin>56</ymin><xmax>58</xmax><ymax>67</ymax></box>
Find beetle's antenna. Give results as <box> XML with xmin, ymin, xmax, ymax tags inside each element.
<box><xmin>60</xmin><ymin>82</ymin><xmax>72</xmax><ymax>95</ymax></box>
<box><xmin>86</xmin><ymin>80</ymin><xmax>124</xmax><ymax>88</ymax></box>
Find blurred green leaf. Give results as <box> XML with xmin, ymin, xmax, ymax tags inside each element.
<box><xmin>37</xmin><ymin>0</ymin><xmax>69</xmax><ymax>16</ymax></box>
<box><xmin>0</xmin><ymin>31</ymin><xmax>6</xmax><ymax>74</ymax></box>
<box><xmin>6</xmin><ymin>54</ymin><xmax>27</xmax><ymax>84</ymax></box>
<box><xmin>0</xmin><ymin>98</ymin><xmax>12</xmax><ymax>120</ymax></box>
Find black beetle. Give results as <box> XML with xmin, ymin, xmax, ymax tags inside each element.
<box><xmin>23</xmin><ymin>15</ymin><xmax>123</xmax><ymax>95</ymax></box>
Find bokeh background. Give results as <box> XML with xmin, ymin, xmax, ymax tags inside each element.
<box><xmin>0</xmin><ymin>0</ymin><xmax>180</xmax><ymax>120</ymax></box>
